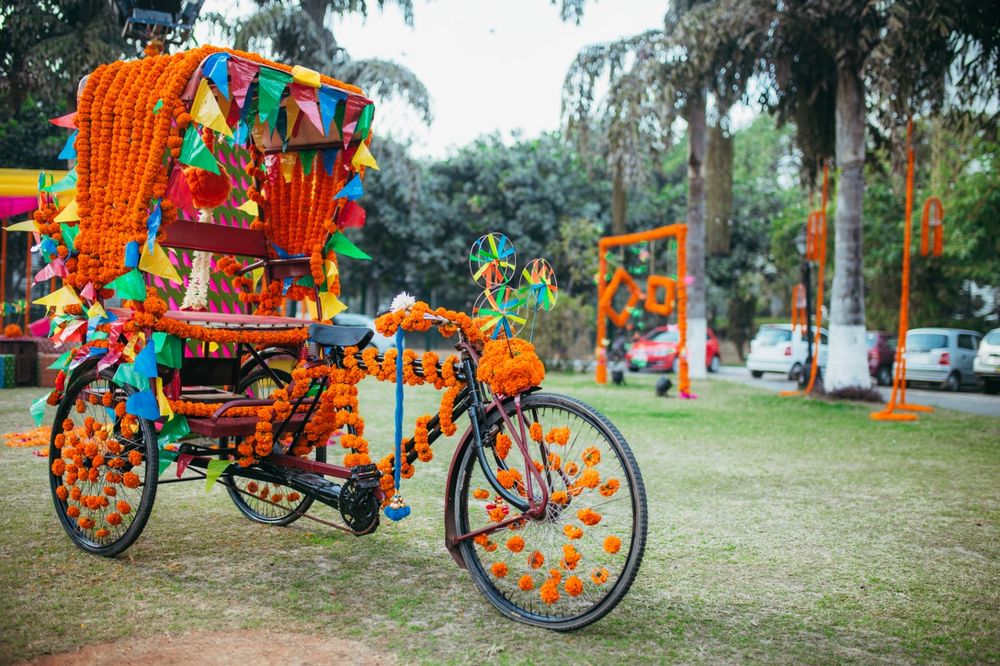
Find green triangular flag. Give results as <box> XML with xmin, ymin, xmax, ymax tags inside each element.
<box><xmin>334</xmin><ymin>100</ymin><xmax>346</xmax><ymax>135</ymax></box>
<box><xmin>325</xmin><ymin>232</ymin><xmax>371</xmax><ymax>261</ymax></box>
<box><xmin>179</xmin><ymin>125</ymin><xmax>220</xmax><ymax>175</ymax></box>
<box><xmin>205</xmin><ymin>459</ymin><xmax>232</xmax><ymax>491</ymax></box>
<box><xmin>48</xmin><ymin>350</ymin><xmax>72</xmax><ymax>370</ymax></box>
<box><xmin>301</xmin><ymin>149</ymin><xmax>317</xmax><ymax>176</ymax></box>
<box><xmin>113</xmin><ymin>363</ymin><xmax>147</xmax><ymax>390</ymax></box>
<box><xmin>152</xmin><ymin>331</ymin><xmax>183</xmax><ymax>369</ymax></box>
<box><xmin>30</xmin><ymin>393</ymin><xmax>49</xmax><ymax>427</ymax></box>
<box><xmin>153</xmin><ymin>98</ymin><xmax>163</xmax><ymax>115</ymax></box>
<box><xmin>106</xmin><ymin>269</ymin><xmax>147</xmax><ymax>300</ymax></box>
<box><xmin>157</xmin><ymin>448</ymin><xmax>177</xmax><ymax>476</ymax></box>
<box><xmin>41</xmin><ymin>169</ymin><xmax>77</xmax><ymax>193</ymax></box>
<box><xmin>257</xmin><ymin>68</ymin><xmax>292</xmax><ymax>130</ymax></box>
<box><xmin>356</xmin><ymin>104</ymin><xmax>375</xmax><ymax>140</ymax></box>
<box><xmin>61</xmin><ymin>223</ymin><xmax>79</xmax><ymax>253</ymax></box>
<box><xmin>157</xmin><ymin>414</ymin><xmax>190</xmax><ymax>447</ymax></box>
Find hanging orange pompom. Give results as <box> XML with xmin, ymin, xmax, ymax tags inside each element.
<box><xmin>183</xmin><ymin>166</ymin><xmax>231</xmax><ymax>209</ymax></box>
<box><xmin>3</xmin><ymin>323</ymin><xmax>23</xmax><ymax>337</ymax></box>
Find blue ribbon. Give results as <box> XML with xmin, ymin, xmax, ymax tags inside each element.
<box><xmin>393</xmin><ymin>327</ymin><xmax>404</xmax><ymax>491</ymax></box>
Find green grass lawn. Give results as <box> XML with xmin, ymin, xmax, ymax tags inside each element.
<box><xmin>1</xmin><ymin>373</ymin><xmax>998</xmax><ymax>664</ymax></box>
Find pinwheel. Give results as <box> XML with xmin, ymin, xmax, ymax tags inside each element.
<box><xmin>474</xmin><ymin>286</ymin><xmax>526</xmax><ymax>339</ymax></box>
<box><xmin>518</xmin><ymin>258</ymin><xmax>558</xmax><ymax>311</ymax></box>
<box><xmin>469</xmin><ymin>233</ymin><xmax>516</xmax><ymax>288</ymax></box>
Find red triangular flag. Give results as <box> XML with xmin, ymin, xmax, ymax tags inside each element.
<box><xmin>341</xmin><ymin>96</ymin><xmax>366</xmax><ymax>147</ymax></box>
<box><xmin>165</xmin><ymin>167</ymin><xmax>196</xmax><ymax>218</ymax></box>
<box><xmin>290</xmin><ymin>84</ymin><xmax>324</xmax><ymax>133</ymax></box>
<box><xmin>50</xmin><ymin>112</ymin><xmax>77</xmax><ymax>129</ymax></box>
<box><xmin>229</xmin><ymin>58</ymin><xmax>259</xmax><ymax>108</ymax></box>
<box><xmin>338</xmin><ymin>201</ymin><xmax>366</xmax><ymax>229</ymax></box>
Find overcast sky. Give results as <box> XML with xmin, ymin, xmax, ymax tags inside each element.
<box><xmin>203</xmin><ymin>0</ymin><xmax>670</xmax><ymax>157</ymax></box>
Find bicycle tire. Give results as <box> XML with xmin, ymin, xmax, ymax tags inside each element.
<box><xmin>453</xmin><ymin>392</ymin><xmax>647</xmax><ymax>631</ymax></box>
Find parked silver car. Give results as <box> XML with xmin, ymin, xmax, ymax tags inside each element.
<box><xmin>332</xmin><ymin>313</ymin><xmax>395</xmax><ymax>352</ymax></box>
<box><xmin>896</xmin><ymin>327</ymin><xmax>982</xmax><ymax>391</ymax></box>
<box><xmin>974</xmin><ymin>328</ymin><xmax>1000</xmax><ymax>394</ymax></box>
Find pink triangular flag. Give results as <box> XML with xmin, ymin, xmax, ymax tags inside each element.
<box><xmin>290</xmin><ymin>84</ymin><xmax>323</xmax><ymax>133</ymax></box>
<box><xmin>34</xmin><ymin>259</ymin><xmax>68</xmax><ymax>283</ymax></box>
<box><xmin>97</xmin><ymin>345</ymin><xmax>122</xmax><ymax>372</ymax></box>
<box><xmin>50</xmin><ymin>112</ymin><xmax>76</xmax><ymax>129</ymax></box>
<box><xmin>229</xmin><ymin>58</ymin><xmax>259</xmax><ymax>108</ymax></box>
<box><xmin>176</xmin><ymin>453</ymin><xmax>193</xmax><ymax>478</ymax></box>
<box><xmin>80</xmin><ymin>282</ymin><xmax>96</xmax><ymax>301</ymax></box>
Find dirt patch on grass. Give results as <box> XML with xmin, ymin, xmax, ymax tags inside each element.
<box><xmin>17</xmin><ymin>630</ymin><xmax>395</xmax><ymax>666</ymax></box>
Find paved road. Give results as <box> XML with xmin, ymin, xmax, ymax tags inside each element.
<box><xmin>712</xmin><ymin>365</ymin><xmax>1000</xmax><ymax>418</ymax></box>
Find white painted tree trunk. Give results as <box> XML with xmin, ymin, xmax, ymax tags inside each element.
<box><xmin>686</xmin><ymin>90</ymin><xmax>708</xmax><ymax>379</ymax></box>
<box><xmin>825</xmin><ymin>65</ymin><xmax>871</xmax><ymax>391</ymax></box>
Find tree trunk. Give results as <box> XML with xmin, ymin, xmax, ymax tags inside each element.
<box><xmin>705</xmin><ymin>122</ymin><xmax>733</xmax><ymax>256</ymax></box>
<box><xmin>611</xmin><ymin>157</ymin><xmax>627</xmax><ymax>236</ymax></box>
<box><xmin>825</xmin><ymin>64</ymin><xmax>870</xmax><ymax>391</ymax></box>
<box><xmin>685</xmin><ymin>89</ymin><xmax>707</xmax><ymax>379</ymax></box>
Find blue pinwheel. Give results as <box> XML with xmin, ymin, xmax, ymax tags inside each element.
<box><xmin>518</xmin><ymin>258</ymin><xmax>558</xmax><ymax>312</ymax></box>
<box><xmin>469</xmin><ymin>233</ymin><xmax>517</xmax><ymax>289</ymax></box>
<box><xmin>474</xmin><ymin>286</ymin><xmax>526</xmax><ymax>339</ymax></box>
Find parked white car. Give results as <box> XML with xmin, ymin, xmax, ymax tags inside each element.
<box><xmin>332</xmin><ymin>313</ymin><xmax>395</xmax><ymax>353</ymax></box>
<box><xmin>895</xmin><ymin>327</ymin><xmax>982</xmax><ymax>391</ymax></box>
<box><xmin>973</xmin><ymin>328</ymin><xmax>1000</xmax><ymax>394</ymax></box>
<box><xmin>746</xmin><ymin>324</ymin><xmax>828</xmax><ymax>380</ymax></box>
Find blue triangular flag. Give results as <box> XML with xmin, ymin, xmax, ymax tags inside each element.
<box><xmin>322</xmin><ymin>148</ymin><xmax>339</xmax><ymax>176</ymax></box>
<box><xmin>146</xmin><ymin>202</ymin><xmax>162</xmax><ymax>250</ymax></box>
<box><xmin>126</xmin><ymin>389</ymin><xmax>160</xmax><ymax>420</ymax></box>
<box><xmin>134</xmin><ymin>340</ymin><xmax>158</xmax><ymax>378</ymax></box>
<box><xmin>58</xmin><ymin>130</ymin><xmax>78</xmax><ymax>160</ymax></box>
<box><xmin>333</xmin><ymin>174</ymin><xmax>363</xmax><ymax>201</ymax></box>
<box><xmin>318</xmin><ymin>88</ymin><xmax>346</xmax><ymax>135</ymax></box>
<box><xmin>202</xmin><ymin>52</ymin><xmax>230</xmax><ymax>99</ymax></box>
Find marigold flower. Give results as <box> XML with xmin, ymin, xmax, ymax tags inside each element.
<box><xmin>577</xmin><ymin>508</ymin><xmax>602</xmax><ymax>526</ymax></box>
<box><xmin>472</xmin><ymin>488</ymin><xmax>489</xmax><ymax>500</ymax></box>
<box><xmin>494</xmin><ymin>433</ymin><xmax>512</xmax><ymax>460</ymax></box>
<box><xmin>582</xmin><ymin>447</ymin><xmax>601</xmax><ymax>467</ymax></box>
<box><xmin>106</xmin><ymin>512</ymin><xmax>122</xmax><ymax>526</ymax></box>
<box><xmin>590</xmin><ymin>567</ymin><xmax>610</xmax><ymax>585</ymax></box>
<box><xmin>562</xmin><ymin>544</ymin><xmax>582</xmax><ymax>570</ymax></box>
<box><xmin>496</xmin><ymin>468</ymin><xmax>522</xmax><ymax>489</ymax></box>
<box><xmin>529</xmin><ymin>422</ymin><xmax>543</xmax><ymax>443</ymax></box>
<box><xmin>564</xmin><ymin>575</ymin><xmax>583</xmax><ymax>597</ymax></box>
<box><xmin>518</xmin><ymin>575</ymin><xmax>534</xmax><ymax>591</ymax></box>
<box><xmin>491</xmin><ymin>562</ymin><xmax>508</xmax><ymax>577</ymax></box>
<box><xmin>75</xmin><ymin>399</ymin><xmax>86</xmax><ymax>414</ymax></box>
<box><xmin>488</xmin><ymin>507</ymin><xmax>507</xmax><ymax>523</ymax></box>
<box><xmin>604</xmin><ymin>535</ymin><xmax>622</xmax><ymax>554</ymax></box>
<box><xmin>506</xmin><ymin>535</ymin><xmax>525</xmax><ymax>553</ymax></box>
<box><xmin>95</xmin><ymin>528</ymin><xmax>110</xmax><ymax>539</ymax></box>
<box><xmin>287</xmin><ymin>492</ymin><xmax>300</xmax><ymax>502</ymax></box>
<box><xmin>117</xmin><ymin>500</ymin><xmax>132</xmax><ymax>515</ymax></box>
<box><xmin>550</xmin><ymin>491</ymin><xmax>569</xmax><ymax>506</ymax></box>
<box><xmin>528</xmin><ymin>551</ymin><xmax>544</xmax><ymax>569</ymax></box>
<box><xmin>474</xmin><ymin>534</ymin><xmax>489</xmax><ymax>547</ymax></box>
<box><xmin>539</xmin><ymin>579</ymin><xmax>560</xmax><ymax>605</ymax></box>
<box><xmin>563</xmin><ymin>524</ymin><xmax>583</xmax><ymax>540</ymax></box>
<box><xmin>128</xmin><ymin>450</ymin><xmax>143</xmax><ymax>466</ymax></box>
<box><xmin>103</xmin><ymin>486</ymin><xmax>117</xmax><ymax>497</ymax></box>
<box><xmin>599</xmin><ymin>479</ymin><xmax>620</xmax><ymax>497</ymax></box>
<box><xmin>575</xmin><ymin>468</ymin><xmax>600</xmax><ymax>490</ymax></box>
<box><xmin>51</xmin><ymin>459</ymin><xmax>66</xmax><ymax>477</ymax></box>
<box><xmin>66</xmin><ymin>505</ymin><xmax>80</xmax><ymax>518</ymax></box>
<box><xmin>70</xmin><ymin>487</ymin><xmax>83</xmax><ymax>501</ymax></box>
<box><xmin>545</xmin><ymin>427</ymin><xmax>570</xmax><ymax>446</ymax></box>
<box><xmin>77</xmin><ymin>517</ymin><xmax>95</xmax><ymax>530</ymax></box>
<box><xmin>564</xmin><ymin>462</ymin><xmax>579</xmax><ymax>477</ymax></box>
<box><xmin>122</xmin><ymin>471</ymin><xmax>140</xmax><ymax>488</ymax></box>
<box><xmin>55</xmin><ymin>486</ymin><xmax>68</xmax><ymax>501</ymax></box>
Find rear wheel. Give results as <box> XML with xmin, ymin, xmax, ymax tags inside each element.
<box><xmin>49</xmin><ymin>367</ymin><xmax>157</xmax><ymax>556</ymax></box>
<box><xmin>751</xmin><ymin>370</ymin><xmax>764</xmax><ymax>378</ymax></box>
<box><xmin>983</xmin><ymin>380</ymin><xmax>1000</xmax><ymax>395</ymax></box>
<box><xmin>788</xmin><ymin>362</ymin><xmax>803</xmax><ymax>381</ymax></box>
<box><xmin>454</xmin><ymin>393</ymin><xmax>647</xmax><ymax>631</ymax></box>
<box><xmin>876</xmin><ymin>365</ymin><xmax>893</xmax><ymax>386</ymax></box>
<box><xmin>225</xmin><ymin>369</ymin><xmax>325</xmax><ymax>525</ymax></box>
<box><xmin>708</xmin><ymin>355</ymin><xmax>720</xmax><ymax>373</ymax></box>
<box><xmin>943</xmin><ymin>371</ymin><xmax>960</xmax><ymax>392</ymax></box>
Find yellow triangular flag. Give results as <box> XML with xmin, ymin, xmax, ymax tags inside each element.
<box><xmin>237</xmin><ymin>199</ymin><xmax>259</xmax><ymax>217</ymax></box>
<box><xmin>291</xmin><ymin>65</ymin><xmax>321</xmax><ymax>88</ymax></box>
<box><xmin>319</xmin><ymin>292</ymin><xmax>347</xmax><ymax>319</ymax></box>
<box><xmin>5</xmin><ymin>220</ymin><xmax>39</xmax><ymax>233</ymax></box>
<box><xmin>34</xmin><ymin>285</ymin><xmax>80</xmax><ymax>307</ymax></box>
<box><xmin>123</xmin><ymin>332</ymin><xmax>143</xmax><ymax>361</ymax></box>
<box><xmin>53</xmin><ymin>198</ymin><xmax>79</xmax><ymax>222</ymax></box>
<box><xmin>286</xmin><ymin>99</ymin><xmax>301</xmax><ymax>135</ymax></box>
<box><xmin>280</xmin><ymin>152</ymin><xmax>296</xmax><ymax>183</ymax></box>
<box><xmin>139</xmin><ymin>242</ymin><xmax>182</xmax><ymax>284</ymax></box>
<box><xmin>324</xmin><ymin>260</ymin><xmax>339</xmax><ymax>289</ymax></box>
<box><xmin>250</xmin><ymin>267</ymin><xmax>264</xmax><ymax>292</ymax></box>
<box><xmin>155</xmin><ymin>378</ymin><xmax>174</xmax><ymax>420</ymax></box>
<box><xmin>351</xmin><ymin>142</ymin><xmax>380</xmax><ymax>171</ymax></box>
<box><xmin>87</xmin><ymin>302</ymin><xmax>107</xmax><ymax>320</ymax></box>
<box><xmin>208</xmin><ymin>342</ymin><xmax>220</xmax><ymax>353</ymax></box>
<box><xmin>191</xmin><ymin>79</ymin><xmax>234</xmax><ymax>138</ymax></box>
<box><xmin>304</xmin><ymin>297</ymin><xmax>318</xmax><ymax>321</ymax></box>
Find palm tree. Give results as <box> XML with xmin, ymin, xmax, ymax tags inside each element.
<box><xmin>719</xmin><ymin>0</ymin><xmax>999</xmax><ymax>391</ymax></box>
<box><xmin>225</xmin><ymin>0</ymin><xmax>431</xmax><ymax>124</ymax></box>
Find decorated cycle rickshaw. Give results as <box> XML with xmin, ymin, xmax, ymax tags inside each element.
<box><xmin>31</xmin><ymin>45</ymin><xmax>647</xmax><ymax>630</ymax></box>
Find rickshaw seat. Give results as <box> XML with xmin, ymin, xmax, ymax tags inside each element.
<box><xmin>308</xmin><ymin>323</ymin><xmax>373</xmax><ymax>349</ymax></box>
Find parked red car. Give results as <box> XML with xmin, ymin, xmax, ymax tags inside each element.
<box><xmin>867</xmin><ymin>330</ymin><xmax>897</xmax><ymax>386</ymax></box>
<box><xmin>626</xmin><ymin>325</ymin><xmax>721</xmax><ymax>373</ymax></box>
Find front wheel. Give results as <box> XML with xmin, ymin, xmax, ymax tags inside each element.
<box><xmin>942</xmin><ymin>371</ymin><xmax>960</xmax><ymax>392</ymax></box>
<box><xmin>453</xmin><ymin>393</ymin><xmax>647</xmax><ymax>631</ymax></box>
<box><xmin>708</xmin><ymin>355</ymin><xmax>721</xmax><ymax>373</ymax></box>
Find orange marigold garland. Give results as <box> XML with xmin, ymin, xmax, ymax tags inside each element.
<box><xmin>476</xmin><ymin>337</ymin><xmax>544</xmax><ymax>396</ymax></box>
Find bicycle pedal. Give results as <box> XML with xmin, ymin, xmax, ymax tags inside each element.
<box><xmin>350</xmin><ymin>463</ymin><xmax>381</xmax><ymax>490</ymax></box>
